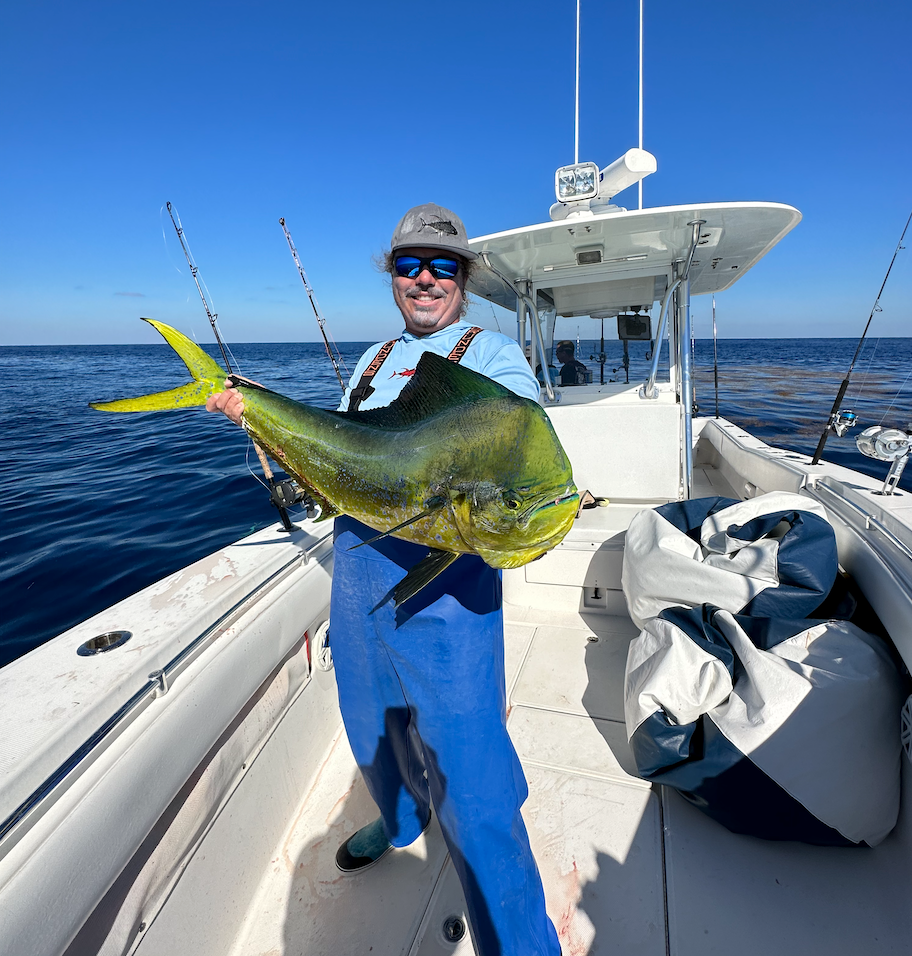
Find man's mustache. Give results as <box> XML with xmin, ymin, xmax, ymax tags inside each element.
<box><xmin>405</xmin><ymin>288</ymin><xmax>446</xmax><ymax>300</ymax></box>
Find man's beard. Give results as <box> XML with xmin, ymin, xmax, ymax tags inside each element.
<box><xmin>406</xmin><ymin>289</ymin><xmax>449</xmax><ymax>327</ymax></box>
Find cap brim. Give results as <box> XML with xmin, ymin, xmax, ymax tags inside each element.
<box><xmin>392</xmin><ymin>240</ymin><xmax>478</xmax><ymax>261</ymax></box>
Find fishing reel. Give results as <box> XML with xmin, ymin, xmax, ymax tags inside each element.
<box><xmin>813</xmin><ymin>408</ymin><xmax>862</xmax><ymax>465</ymax></box>
<box><xmin>269</xmin><ymin>479</ymin><xmax>318</xmax><ymax>520</ymax></box>
<box><xmin>855</xmin><ymin>424</ymin><xmax>912</xmax><ymax>496</ymax></box>
<box><xmin>830</xmin><ymin>409</ymin><xmax>858</xmax><ymax>437</ymax></box>
<box><xmin>856</xmin><ymin>425</ymin><xmax>912</xmax><ymax>461</ymax></box>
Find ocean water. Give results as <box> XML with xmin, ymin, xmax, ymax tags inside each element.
<box><xmin>2</xmin><ymin>337</ymin><xmax>910</xmax><ymax>668</ymax></box>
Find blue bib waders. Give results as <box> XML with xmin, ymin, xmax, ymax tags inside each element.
<box><xmin>330</xmin><ymin>516</ymin><xmax>560</xmax><ymax>956</ymax></box>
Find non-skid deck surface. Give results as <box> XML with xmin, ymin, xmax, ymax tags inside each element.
<box><xmin>230</xmin><ymin>602</ymin><xmax>910</xmax><ymax>955</ymax></box>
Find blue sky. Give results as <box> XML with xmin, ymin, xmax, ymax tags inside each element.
<box><xmin>1</xmin><ymin>0</ymin><xmax>909</xmax><ymax>345</ymax></box>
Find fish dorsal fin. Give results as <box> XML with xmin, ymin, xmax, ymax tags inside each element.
<box><xmin>342</xmin><ymin>351</ymin><xmax>514</xmax><ymax>429</ymax></box>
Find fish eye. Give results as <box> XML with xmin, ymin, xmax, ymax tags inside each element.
<box><xmin>503</xmin><ymin>495</ymin><xmax>520</xmax><ymax>509</ymax></box>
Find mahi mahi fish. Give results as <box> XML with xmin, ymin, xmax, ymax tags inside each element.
<box><xmin>91</xmin><ymin>319</ymin><xmax>579</xmax><ymax>605</ymax></box>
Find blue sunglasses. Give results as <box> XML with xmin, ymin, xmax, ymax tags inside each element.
<box><xmin>394</xmin><ymin>255</ymin><xmax>461</xmax><ymax>280</ymax></box>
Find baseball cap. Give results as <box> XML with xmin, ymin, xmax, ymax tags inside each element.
<box><xmin>390</xmin><ymin>203</ymin><xmax>478</xmax><ymax>261</ymax></box>
<box><xmin>556</xmin><ymin>340</ymin><xmax>574</xmax><ymax>352</ymax></box>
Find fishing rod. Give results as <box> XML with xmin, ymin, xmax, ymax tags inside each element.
<box><xmin>279</xmin><ymin>218</ymin><xmax>347</xmax><ymax>392</ymax></box>
<box><xmin>811</xmin><ymin>209</ymin><xmax>912</xmax><ymax>465</ymax></box>
<box><xmin>166</xmin><ymin>202</ymin><xmax>234</xmax><ymax>373</ymax></box>
<box><xmin>166</xmin><ymin>202</ymin><xmax>300</xmax><ymax>532</ymax></box>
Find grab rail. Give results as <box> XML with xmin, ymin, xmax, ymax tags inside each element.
<box><xmin>640</xmin><ymin>277</ymin><xmax>680</xmax><ymax>399</ymax></box>
<box><xmin>805</xmin><ymin>479</ymin><xmax>912</xmax><ymax>568</ymax></box>
<box><xmin>481</xmin><ymin>253</ymin><xmax>556</xmax><ymax>403</ymax></box>
<box><xmin>640</xmin><ymin>219</ymin><xmax>705</xmax><ymax>401</ymax></box>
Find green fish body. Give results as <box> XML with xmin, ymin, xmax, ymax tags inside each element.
<box><xmin>92</xmin><ymin>320</ymin><xmax>579</xmax><ymax>602</ymax></box>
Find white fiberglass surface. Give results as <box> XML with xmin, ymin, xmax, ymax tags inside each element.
<box><xmin>228</xmin><ymin>605</ymin><xmax>663</xmax><ymax>956</ymax></box>
<box><xmin>228</xmin><ymin>726</ymin><xmax>451</xmax><ymax>956</ymax></box>
<box><xmin>504</xmin><ymin>610</ymin><xmax>665</xmax><ymax>956</ymax></box>
<box><xmin>662</xmin><ymin>777</ymin><xmax>912</xmax><ymax>956</ymax></box>
<box><xmin>230</xmin><ymin>561</ymin><xmax>911</xmax><ymax>955</ymax></box>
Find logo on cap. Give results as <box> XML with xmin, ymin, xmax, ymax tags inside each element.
<box><xmin>419</xmin><ymin>218</ymin><xmax>459</xmax><ymax>236</ymax></box>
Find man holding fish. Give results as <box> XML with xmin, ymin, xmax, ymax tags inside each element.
<box><xmin>207</xmin><ymin>204</ymin><xmax>565</xmax><ymax>956</ymax></box>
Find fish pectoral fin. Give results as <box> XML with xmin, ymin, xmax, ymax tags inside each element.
<box><xmin>370</xmin><ymin>549</ymin><xmax>461</xmax><ymax>612</ymax></box>
<box><xmin>347</xmin><ymin>497</ymin><xmax>447</xmax><ymax>550</ymax></box>
<box><xmin>393</xmin><ymin>550</ymin><xmax>460</xmax><ymax>607</ymax></box>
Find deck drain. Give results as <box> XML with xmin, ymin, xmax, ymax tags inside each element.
<box><xmin>77</xmin><ymin>630</ymin><xmax>132</xmax><ymax>656</ymax></box>
<box><xmin>443</xmin><ymin>916</ymin><xmax>466</xmax><ymax>942</ymax></box>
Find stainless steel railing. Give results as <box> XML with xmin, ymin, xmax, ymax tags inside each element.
<box><xmin>641</xmin><ymin>219</ymin><xmax>705</xmax><ymax>401</ymax></box>
<box><xmin>481</xmin><ymin>253</ymin><xmax>557</xmax><ymax>403</ymax></box>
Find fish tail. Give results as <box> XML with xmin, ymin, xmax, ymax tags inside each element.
<box><xmin>90</xmin><ymin>318</ymin><xmax>228</xmax><ymax>412</ymax></box>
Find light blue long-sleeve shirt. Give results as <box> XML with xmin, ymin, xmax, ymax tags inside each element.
<box><xmin>337</xmin><ymin>321</ymin><xmax>541</xmax><ymax>411</ymax></box>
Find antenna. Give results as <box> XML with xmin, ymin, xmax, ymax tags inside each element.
<box><xmin>638</xmin><ymin>0</ymin><xmax>644</xmax><ymax>210</ymax></box>
<box><xmin>574</xmin><ymin>0</ymin><xmax>581</xmax><ymax>164</ymax></box>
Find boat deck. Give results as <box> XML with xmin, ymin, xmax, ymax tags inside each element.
<box><xmin>228</xmin><ymin>594</ymin><xmax>911</xmax><ymax>956</ymax></box>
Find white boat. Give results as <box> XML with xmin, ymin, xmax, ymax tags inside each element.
<box><xmin>2</xmin><ymin>149</ymin><xmax>911</xmax><ymax>956</ymax></box>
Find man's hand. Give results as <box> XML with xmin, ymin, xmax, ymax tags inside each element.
<box><xmin>206</xmin><ymin>378</ymin><xmax>246</xmax><ymax>425</ymax></box>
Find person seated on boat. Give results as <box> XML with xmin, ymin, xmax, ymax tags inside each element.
<box><xmin>524</xmin><ymin>344</ymin><xmax>559</xmax><ymax>387</ymax></box>
<box><xmin>205</xmin><ymin>203</ymin><xmax>560</xmax><ymax>956</ymax></box>
<box><xmin>555</xmin><ymin>339</ymin><xmax>591</xmax><ymax>385</ymax></box>
<box><xmin>537</xmin><ymin>361</ymin><xmax>559</xmax><ymax>386</ymax></box>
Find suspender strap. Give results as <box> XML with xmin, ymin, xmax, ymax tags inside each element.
<box><xmin>347</xmin><ymin>339</ymin><xmax>396</xmax><ymax>412</ymax></box>
<box><xmin>348</xmin><ymin>327</ymin><xmax>484</xmax><ymax>411</ymax></box>
<box><xmin>446</xmin><ymin>326</ymin><xmax>483</xmax><ymax>362</ymax></box>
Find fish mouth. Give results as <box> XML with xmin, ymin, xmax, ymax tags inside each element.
<box><xmin>520</xmin><ymin>486</ymin><xmax>579</xmax><ymax>524</ymax></box>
